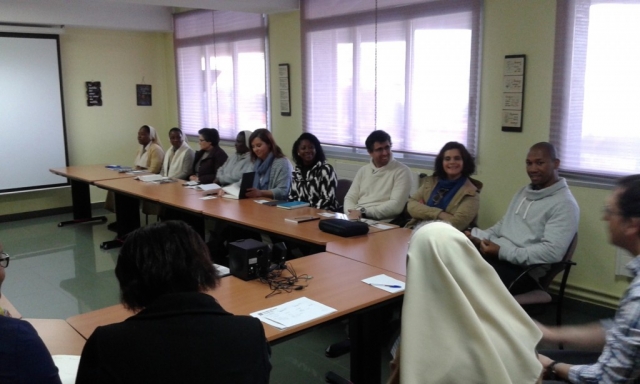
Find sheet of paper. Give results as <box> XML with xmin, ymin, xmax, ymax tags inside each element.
<box><xmin>251</xmin><ymin>297</ymin><xmax>337</xmax><ymax>330</ymax></box>
<box><xmin>372</xmin><ymin>223</ymin><xmax>394</xmax><ymax>230</ymax></box>
<box><xmin>198</xmin><ymin>183</ymin><xmax>221</xmax><ymax>191</ymax></box>
<box><xmin>254</xmin><ymin>199</ymin><xmax>271</xmax><ymax>204</ymax></box>
<box><xmin>52</xmin><ymin>355</ymin><xmax>80</xmax><ymax>384</ymax></box>
<box><xmin>200</xmin><ymin>195</ymin><xmax>216</xmax><ymax>200</ymax></box>
<box><xmin>183</xmin><ymin>181</ymin><xmax>199</xmax><ymax>186</ymax></box>
<box><xmin>362</xmin><ymin>274</ymin><xmax>405</xmax><ymax>293</ymax></box>
<box><xmin>471</xmin><ymin>227</ymin><xmax>490</xmax><ymax>241</ymax></box>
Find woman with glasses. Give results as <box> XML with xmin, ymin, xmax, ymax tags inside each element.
<box><xmin>406</xmin><ymin>142</ymin><xmax>481</xmax><ymax>230</ymax></box>
<box><xmin>0</xmin><ymin>245</ymin><xmax>62</xmax><ymax>383</ymax></box>
<box><xmin>190</xmin><ymin>128</ymin><xmax>228</xmax><ymax>184</ymax></box>
<box><xmin>288</xmin><ymin>133</ymin><xmax>338</xmax><ymax>211</ymax></box>
<box><xmin>75</xmin><ymin>221</ymin><xmax>271</xmax><ymax>383</ymax></box>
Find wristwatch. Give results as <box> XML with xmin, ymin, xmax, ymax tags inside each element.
<box><xmin>359</xmin><ymin>207</ymin><xmax>366</xmax><ymax>218</ymax></box>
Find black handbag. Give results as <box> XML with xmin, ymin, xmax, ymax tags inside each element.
<box><xmin>319</xmin><ymin>219</ymin><xmax>369</xmax><ymax>237</ymax></box>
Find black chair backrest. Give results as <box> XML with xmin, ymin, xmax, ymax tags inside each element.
<box><xmin>335</xmin><ymin>179</ymin><xmax>352</xmax><ymax>211</ymax></box>
<box><xmin>538</xmin><ymin>233</ymin><xmax>578</xmax><ymax>290</ymax></box>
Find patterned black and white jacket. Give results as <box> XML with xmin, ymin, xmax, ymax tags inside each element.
<box><xmin>288</xmin><ymin>160</ymin><xmax>338</xmax><ymax>211</ymax></box>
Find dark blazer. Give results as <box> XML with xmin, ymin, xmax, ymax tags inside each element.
<box><xmin>193</xmin><ymin>147</ymin><xmax>229</xmax><ymax>184</ymax></box>
<box><xmin>76</xmin><ymin>292</ymin><xmax>271</xmax><ymax>384</ymax></box>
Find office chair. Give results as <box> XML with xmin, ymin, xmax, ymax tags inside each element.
<box><xmin>335</xmin><ymin>179</ymin><xmax>352</xmax><ymax>212</ymax></box>
<box><xmin>509</xmin><ymin>233</ymin><xmax>578</xmax><ymax>327</ymax></box>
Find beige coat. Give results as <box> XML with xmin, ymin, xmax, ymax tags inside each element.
<box><xmin>406</xmin><ymin>175</ymin><xmax>481</xmax><ymax>230</ymax></box>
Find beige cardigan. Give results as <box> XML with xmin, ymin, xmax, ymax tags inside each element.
<box><xmin>406</xmin><ymin>175</ymin><xmax>481</xmax><ymax>230</ymax></box>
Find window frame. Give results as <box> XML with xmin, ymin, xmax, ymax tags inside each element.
<box><xmin>174</xmin><ymin>10</ymin><xmax>270</xmax><ymax>142</ymax></box>
<box><xmin>301</xmin><ymin>0</ymin><xmax>483</xmax><ymax>167</ymax></box>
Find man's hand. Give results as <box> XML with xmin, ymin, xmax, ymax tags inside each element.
<box><xmin>464</xmin><ymin>230</ymin><xmax>482</xmax><ymax>248</ymax></box>
<box><xmin>480</xmin><ymin>239</ymin><xmax>500</xmax><ymax>257</ymax></box>
<box><xmin>347</xmin><ymin>209</ymin><xmax>362</xmax><ymax>220</ymax></box>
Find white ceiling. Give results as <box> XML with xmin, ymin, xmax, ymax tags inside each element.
<box><xmin>0</xmin><ymin>0</ymin><xmax>299</xmax><ymax>32</ymax></box>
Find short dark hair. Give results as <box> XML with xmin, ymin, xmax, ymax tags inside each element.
<box><xmin>249</xmin><ymin>128</ymin><xmax>285</xmax><ymax>161</ymax></box>
<box><xmin>115</xmin><ymin>221</ymin><xmax>219</xmax><ymax>311</ymax></box>
<box><xmin>616</xmin><ymin>174</ymin><xmax>640</xmax><ymax>220</ymax></box>
<box><xmin>169</xmin><ymin>127</ymin><xmax>183</xmax><ymax>136</ymax></box>
<box><xmin>529</xmin><ymin>142</ymin><xmax>558</xmax><ymax>160</ymax></box>
<box><xmin>365</xmin><ymin>130</ymin><xmax>392</xmax><ymax>153</ymax></box>
<box><xmin>291</xmin><ymin>132</ymin><xmax>326</xmax><ymax>166</ymax></box>
<box><xmin>198</xmin><ymin>128</ymin><xmax>220</xmax><ymax>146</ymax></box>
<box><xmin>433</xmin><ymin>142</ymin><xmax>476</xmax><ymax>178</ymax></box>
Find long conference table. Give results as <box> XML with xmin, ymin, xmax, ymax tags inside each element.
<box><xmin>49</xmin><ymin>165</ymin><xmax>411</xmax><ymax>383</ymax></box>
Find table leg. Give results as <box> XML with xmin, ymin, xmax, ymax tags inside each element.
<box><xmin>58</xmin><ymin>180</ymin><xmax>107</xmax><ymax>227</ymax></box>
<box><xmin>100</xmin><ymin>192</ymin><xmax>140</xmax><ymax>249</ymax></box>
<box><xmin>349</xmin><ymin>309</ymin><xmax>383</xmax><ymax>384</ymax></box>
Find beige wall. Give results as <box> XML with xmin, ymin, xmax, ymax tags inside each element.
<box><xmin>0</xmin><ymin>28</ymin><xmax>178</xmax><ymax>215</ymax></box>
<box><xmin>1</xmin><ymin>1</ymin><xmax>629</xmax><ymax>306</ymax></box>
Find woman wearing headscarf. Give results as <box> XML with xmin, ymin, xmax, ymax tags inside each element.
<box><xmin>406</xmin><ymin>142</ymin><xmax>481</xmax><ymax>230</ymax></box>
<box><xmin>391</xmin><ymin>222</ymin><xmax>542</xmax><ymax>384</ymax></box>
<box><xmin>214</xmin><ymin>130</ymin><xmax>254</xmax><ymax>186</ymax></box>
<box><xmin>161</xmin><ymin>127</ymin><xmax>195</xmax><ymax>180</ymax></box>
<box><xmin>134</xmin><ymin>125</ymin><xmax>164</xmax><ymax>174</ymax></box>
<box><xmin>106</xmin><ymin>125</ymin><xmax>165</xmax><ymax>218</ymax></box>
<box><xmin>288</xmin><ymin>132</ymin><xmax>338</xmax><ymax>211</ymax></box>
<box><xmin>246</xmin><ymin>129</ymin><xmax>292</xmax><ymax>200</ymax></box>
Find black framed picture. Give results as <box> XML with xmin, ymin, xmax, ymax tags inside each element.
<box><xmin>136</xmin><ymin>84</ymin><xmax>152</xmax><ymax>106</ymax></box>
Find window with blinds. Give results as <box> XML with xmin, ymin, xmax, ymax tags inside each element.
<box><xmin>551</xmin><ymin>0</ymin><xmax>640</xmax><ymax>180</ymax></box>
<box><xmin>301</xmin><ymin>0</ymin><xmax>482</xmax><ymax>162</ymax></box>
<box><xmin>174</xmin><ymin>10</ymin><xmax>269</xmax><ymax>140</ymax></box>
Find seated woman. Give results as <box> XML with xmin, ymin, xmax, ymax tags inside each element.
<box><xmin>75</xmin><ymin>221</ymin><xmax>271</xmax><ymax>383</ymax></box>
<box><xmin>190</xmin><ymin>128</ymin><xmax>228</xmax><ymax>184</ymax></box>
<box><xmin>390</xmin><ymin>222</ymin><xmax>542</xmax><ymax>383</ymax></box>
<box><xmin>406</xmin><ymin>142</ymin><xmax>481</xmax><ymax>230</ymax></box>
<box><xmin>245</xmin><ymin>128</ymin><xmax>292</xmax><ymax>200</ymax></box>
<box><xmin>288</xmin><ymin>133</ymin><xmax>338</xmax><ymax>211</ymax></box>
<box><xmin>134</xmin><ymin>125</ymin><xmax>164</xmax><ymax>173</ymax></box>
<box><xmin>214</xmin><ymin>130</ymin><xmax>254</xmax><ymax>186</ymax></box>
<box><xmin>161</xmin><ymin>127</ymin><xmax>195</xmax><ymax>180</ymax></box>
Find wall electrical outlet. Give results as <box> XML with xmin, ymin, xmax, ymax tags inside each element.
<box><xmin>615</xmin><ymin>247</ymin><xmax>635</xmax><ymax>278</ymax></box>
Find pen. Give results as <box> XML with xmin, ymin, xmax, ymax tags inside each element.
<box><xmin>370</xmin><ymin>283</ymin><xmax>402</xmax><ymax>288</ymax></box>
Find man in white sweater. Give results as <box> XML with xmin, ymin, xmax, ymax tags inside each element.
<box><xmin>344</xmin><ymin>130</ymin><xmax>412</xmax><ymax>222</ymax></box>
<box><xmin>466</xmin><ymin>142</ymin><xmax>580</xmax><ymax>294</ymax></box>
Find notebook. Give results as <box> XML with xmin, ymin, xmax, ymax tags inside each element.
<box><xmin>222</xmin><ymin>172</ymin><xmax>256</xmax><ymax>199</ymax></box>
<box><xmin>277</xmin><ymin>201</ymin><xmax>310</xmax><ymax>210</ymax></box>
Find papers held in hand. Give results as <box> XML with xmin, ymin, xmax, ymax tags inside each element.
<box><xmin>277</xmin><ymin>201</ymin><xmax>310</xmax><ymax>210</ymax></box>
<box><xmin>222</xmin><ymin>172</ymin><xmax>255</xmax><ymax>199</ymax></box>
<box><xmin>284</xmin><ymin>215</ymin><xmax>320</xmax><ymax>224</ymax></box>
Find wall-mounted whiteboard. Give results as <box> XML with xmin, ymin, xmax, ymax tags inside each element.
<box><xmin>0</xmin><ymin>33</ymin><xmax>69</xmax><ymax>194</ymax></box>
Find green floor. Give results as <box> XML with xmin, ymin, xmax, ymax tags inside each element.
<box><xmin>0</xmin><ymin>209</ymin><xmax>391</xmax><ymax>383</ymax></box>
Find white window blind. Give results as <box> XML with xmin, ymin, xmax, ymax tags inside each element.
<box><xmin>301</xmin><ymin>0</ymin><xmax>482</xmax><ymax>158</ymax></box>
<box><xmin>174</xmin><ymin>10</ymin><xmax>269</xmax><ymax>140</ymax></box>
<box><xmin>551</xmin><ymin>0</ymin><xmax>640</xmax><ymax>179</ymax></box>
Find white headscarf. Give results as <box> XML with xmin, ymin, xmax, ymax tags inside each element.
<box><xmin>399</xmin><ymin>222</ymin><xmax>542</xmax><ymax>384</ymax></box>
<box><xmin>145</xmin><ymin>125</ymin><xmax>163</xmax><ymax>148</ymax></box>
<box><xmin>241</xmin><ymin>130</ymin><xmax>253</xmax><ymax>150</ymax></box>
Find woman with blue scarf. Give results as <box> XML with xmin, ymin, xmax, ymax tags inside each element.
<box><xmin>246</xmin><ymin>129</ymin><xmax>292</xmax><ymax>200</ymax></box>
<box><xmin>406</xmin><ymin>142</ymin><xmax>482</xmax><ymax>230</ymax></box>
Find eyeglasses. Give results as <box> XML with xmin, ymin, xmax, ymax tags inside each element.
<box><xmin>372</xmin><ymin>145</ymin><xmax>392</xmax><ymax>154</ymax></box>
<box><xmin>0</xmin><ymin>252</ymin><xmax>9</xmax><ymax>268</ymax></box>
<box><xmin>603</xmin><ymin>206</ymin><xmax>622</xmax><ymax>217</ymax></box>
